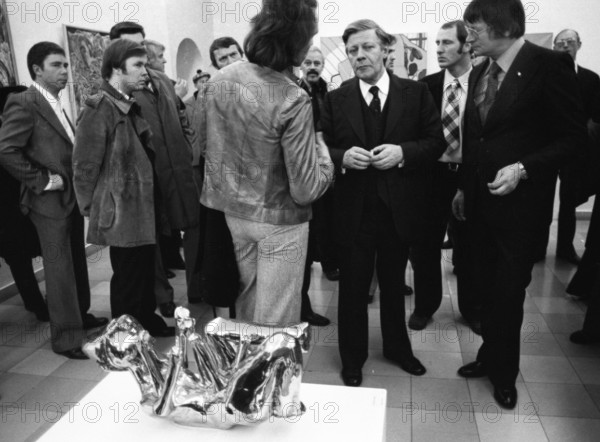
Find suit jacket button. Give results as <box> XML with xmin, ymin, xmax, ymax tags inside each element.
<box><xmin>480</xmin><ymin>137</ymin><xmax>484</xmax><ymax>142</ymax></box>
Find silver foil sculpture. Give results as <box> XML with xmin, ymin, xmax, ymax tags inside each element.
<box><xmin>83</xmin><ymin>307</ymin><xmax>311</xmax><ymax>429</ymax></box>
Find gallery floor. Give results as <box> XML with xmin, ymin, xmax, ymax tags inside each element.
<box><xmin>1</xmin><ymin>219</ymin><xmax>599</xmax><ymax>441</ymax></box>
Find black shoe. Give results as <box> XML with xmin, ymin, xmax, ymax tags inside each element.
<box><xmin>149</xmin><ymin>326</ymin><xmax>176</xmax><ymax>338</ymax></box>
<box><xmin>301</xmin><ymin>310</ymin><xmax>331</xmax><ymax>326</ymax></box>
<box><xmin>408</xmin><ymin>313</ymin><xmax>431</xmax><ymax>331</ymax></box>
<box><xmin>458</xmin><ymin>361</ymin><xmax>487</xmax><ymax>378</ymax></box>
<box><xmin>55</xmin><ymin>347</ymin><xmax>89</xmax><ymax>360</ymax></box>
<box><xmin>341</xmin><ymin>368</ymin><xmax>362</xmax><ymax>387</ymax></box>
<box><xmin>82</xmin><ymin>314</ymin><xmax>109</xmax><ymax>330</ymax></box>
<box><xmin>384</xmin><ymin>353</ymin><xmax>427</xmax><ymax>376</ymax></box>
<box><xmin>570</xmin><ymin>330</ymin><xmax>600</xmax><ymax>344</ymax></box>
<box><xmin>556</xmin><ymin>249</ymin><xmax>581</xmax><ymax>265</ymax></box>
<box><xmin>400</xmin><ymin>284</ymin><xmax>413</xmax><ymax>296</ymax></box>
<box><xmin>467</xmin><ymin>318</ymin><xmax>482</xmax><ymax>336</ymax></box>
<box><xmin>159</xmin><ymin>301</ymin><xmax>176</xmax><ymax>318</ymax></box>
<box><xmin>165</xmin><ymin>269</ymin><xmax>176</xmax><ymax>279</ymax></box>
<box><xmin>441</xmin><ymin>240</ymin><xmax>453</xmax><ymax>249</ymax></box>
<box><xmin>324</xmin><ymin>269</ymin><xmax>340</xmax><ymax>281</ymax></box>
<box><xmin>166</xmin><ymin>255</ymin><xmax>186</xmax><ymax>270</ymax></box>
<box><xmin>33</xmin><ymin>306</ymin><xmax>50</xmax><ymax>322</ymax></box>
<box><xmin>494</xmin><ymin>386</ymin><xmax>517</xmax><ymax>409</ymax></box>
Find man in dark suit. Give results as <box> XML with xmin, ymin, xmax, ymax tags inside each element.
<box><xmin>453</xmin><ymin>0</ymin><xmax>587</xmax><ymax>409</ymax></box>
<box><xmin>552</xmin><ymin>29</ymin><xmax>600</xmax><ymax>264</ymax></box>
<box><xmin>0</xmin><ymin>85</ymin><xmax>47</xmax><ymax>321</ymax></box>
<box><xmin>321</xmin><ymin>19</ymin><xmax>445</xmax><ymax>387</ymax></box>
<box><xmin>0</xmin><ymin>42</ymin><xmax>107</xmax><ymax>359</ymax></box>
<box><xmin>411</xmin><ymin>21</ymin><xmax>479</xmax><ymax>332</ymax></box>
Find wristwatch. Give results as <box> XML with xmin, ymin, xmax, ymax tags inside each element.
<box><xmin>517</xmin><ymin>162</ymin><xmax>528</xmax><ymax>180</ymax></box>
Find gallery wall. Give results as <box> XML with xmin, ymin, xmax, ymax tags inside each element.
<box><xmin>5</xmin><ymin>0</ymin><xmax>600</xmax><ymax>114</ymax></box>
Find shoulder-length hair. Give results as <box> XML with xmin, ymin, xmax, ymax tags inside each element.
<box><xmin>244</xmin><ymin>0</ymin><xmax>318</xmax><ymax>72</ymax></box>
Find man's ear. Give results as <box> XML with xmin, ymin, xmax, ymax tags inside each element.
<box><xmin>32</xmin><ymin>64</ymin><xmax>43</xmax><ymax>78</ymax></box>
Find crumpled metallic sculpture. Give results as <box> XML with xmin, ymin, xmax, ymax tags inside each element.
<box><xmin>83</xmin><ymin>307</ymin><xmax>311</xmax><ymax>429</ymax></box>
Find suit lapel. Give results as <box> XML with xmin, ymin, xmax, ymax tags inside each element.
<box><xmin>384</xmin><ymin>75</ymin><xmax>407</xmax><ymax>139</ymax></box>
<box><xmin>340</xmin><ymin>79</ymin><xmax>367</xmax><ymax>146</ymax></box>
<box><xmin>467</xmin><ymin>61</ymin><xmax>487</xmax><ymax>130</ymax></box>
<box><xmin>432</xmin><ymin>71</ymin><xmax>445</xmax><ymax>112</ymax></box>
<box><xmin>485</xmin><ymin>42</ymin><xmax>539</xmax><ymax>129</ymax></box>
<box><xmin>29</xmin><ymin>86</ymin><xmax>72</xmax><ymax>144</ymax></box>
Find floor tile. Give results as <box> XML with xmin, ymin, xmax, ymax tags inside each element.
<box><xmin>49</xmin><ymin>358</ymin><xmax>108</xmax><ymax>382</ymax></box>
<box><xmin>519</xmin><ymin>355</ymin><xmax>581</xmax><ymax>384</ymax></box>
<box><xmin>0</xmin><ymin>373</ymin><xmax>45</xmax><ymax>404</ymax></box>
<box><xmin>363</xmin><ymin>375</ymin><xmax>411</xmax><ymax>408</ymax></box>
<box><xmin>570</xmin><ymin>357</ymin><xmax>600</xmax><ymax>384</ymax></box>
<box><xmin>386</xmin><ymin>407</ymin><xmax>412</xmax><ymax>442</ymax></box>
<box><xmin>519</xmin><ymin>332</ymin><xmax>564</xmax><ymax>357</ymax></box>
<box><xmin>526</xmin><ymin>382</ymin><xmax>600</xmax><ymax>418</ymax></box>
<box><xmin>475</xmin><ymin>410</ymin><xmax>547</xmax><ymax>442</ymax></box>
<box><xmin>411</xmin><ymin>378</ymin><xmax>471</xmax><ymax>412</ymax></box>
<box><xmin>304</xmin><ymin>345</ymin><xmax>341</xmax><ymax>373</ymax></box>
<box><xmin>8</xmin><ymin>349</ymin><xmax>67</xmax><ymax>377</ymax></box>
<box><xmin>16</xmin><ymin>376</ymin><xmax>98</xmax><ymax>410</ymax></box>
<box><xmin>532</xmin><ymin>297</ymin><xmax>584</xmax><ymax>314</ymax></box>
<box><xmin>540</xmin><ymin>416</ymin><xmax>600</xmax><ymax>442</ymax></box>
<box><xmin>0</xmin><ymin>346</ymin><xmax>41</xmax><ymax>372</ymax></box>
<box><xmin>554</xmin><ymin>333</ymin><xmax>600</xmax><ymax>358</ymax></box>
<box><xmin>468</xmin><ymin>379</ymin><xmax>535</xmax><ymax>416</ymax></box>
<box><xmin>586</xmin><ymin>384</ymin><xmax>600</xmax><ymax>411</ymax></box>
<box><xmin>543</xmin><ymin>313</ymin><xmax>585</xmax><ymax>334</ymax></box>
<box><xmin>412</xmin><ymin>406</ymin><xmax>479</xmax><ymax>442</ymax></box>
<box><xmin>414</xmin><ymin>351</ymin><xmax>464</xmax><ymax>380</ymax></box>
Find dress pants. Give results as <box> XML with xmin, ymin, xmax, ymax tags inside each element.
<box><xmin>470</xmin><ymin>190</ymin><xmax>537</xmax><ymax>388</ymax></box>
<box><xmin>225</xmin><ymin>214</ymin><xmax>308</xmax><ymax>326</ymax></box>
<box><xmin>312</xmin><ymin>189</ymin><xmax>339</xmax><ymax>273</ymax></box>
<box><xmin>557</xmin><ymin>164</ymin><xmax>580</xmax><ymax>254</ymax></box>
<box><xmin>182</xmin><ymin>225</ymin><xmax>201</xmax><ymax>301</ymax></box>
<box><xmin>110</xmin><ymin>244</ymin><xmax>167</xmax><ymax>333</ymax></box>
<box><xmin>154</xmin><ymin>241</ymin><xmax>174</xmax><ymax>305</ymax></box>
<box><xmin>411</xmin><ymin>163</ymin><xmax>465</xmax><ymax>318</ymax></box>
<box><xmin>29</xmin><ymin>208</ymin><xmax>90</xmax><ymax>352</ymax></box>
<box><xmin>568</xmin><ymin>196</ymin><xmax>600</xmax><ymax>296</ymax></box>
<box><xmin>2</xmin><ymin>251</ymin><xmax>45</xmax><ymax>312</ymax></box>
<box><xmin>338</xmin><ymin>197</ymin><xmax>413</xmax><ymax>370</ymax></box>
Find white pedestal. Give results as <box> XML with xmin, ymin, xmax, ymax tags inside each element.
<box><xmin>38</xmin><ymin>372</ymin><xmax>387</xmax><ymax>441</ymax></box>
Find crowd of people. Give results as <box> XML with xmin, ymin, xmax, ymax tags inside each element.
<box><xmin>1</xmin><ymin>0</ymin><xmax>599</xmax><ymax>411</ymax></box>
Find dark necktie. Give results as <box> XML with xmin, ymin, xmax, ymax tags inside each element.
<box><xmin>369</xmin><ymin>86</ymin><xmax>381</xmax><ymax>115</ymax></box>
<box><xmin>477</xmin><ymin>61</ymin><xmax>501</xmax><ymax>124</ymax></box>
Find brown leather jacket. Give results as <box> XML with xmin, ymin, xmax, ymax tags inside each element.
<box><xmin>199</xmin><ymin>62</ymin><xmax>333</xmax><ymax>225</ymax></box>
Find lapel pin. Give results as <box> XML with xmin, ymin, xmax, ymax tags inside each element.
<box><xmin>517</xmin><ymin>71</ymin><xmax>522</xmax><ymax>77</ymax></box>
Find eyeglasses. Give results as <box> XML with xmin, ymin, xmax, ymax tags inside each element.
<box><xmin>465</xmin><ymin>25</ymin><xmax>489</xmax><ymax>39</ymax></box>
<box><xmin>554</xmin><ymin>38</ymin><xmax>579</xmax><ymax>47</ymax></box>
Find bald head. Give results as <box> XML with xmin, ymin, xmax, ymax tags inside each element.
<box><xmin>554</xmin><ymin>29</ymin><xmax>581</xmax><ymax>61</ymax></box>
<box><xmin>300</xmin><ymin>46</ymin><xmax>325</xmax><ymax>85</ymax></box>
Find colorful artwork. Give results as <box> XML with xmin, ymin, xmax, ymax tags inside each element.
<box><xmin>63</xmin><ymin>25</ymin><xmax>110</xmax><ymax>117</ymax></box>
<box><xmin>0</xmin><ymin>0</ymin><xmax>18</xmax><ymax>87</ymax></box>
<box><xmin>321</xmin><ymin>33</ymin><xmax>428</xmax><ymax>87</ymax></box>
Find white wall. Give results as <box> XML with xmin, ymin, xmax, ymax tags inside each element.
<box><xmin>6</xmin><ymin>0</ymin><xmax>600</xmax><ymax>106</ymax></box>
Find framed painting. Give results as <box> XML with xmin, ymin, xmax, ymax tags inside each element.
<box><xmin>63</xmin><ymin>25</ymin><xmax>110</xmax><ymax>118</ymax></box>
<box><xmin>0</xmin><ymin>0</ymin><xmax>19</xmax><ymax>87</ymax></box>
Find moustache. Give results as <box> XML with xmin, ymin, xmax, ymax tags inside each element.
<box><xmin>307</xmin><ymin>69</ymin><xmax>320</xmax><ymax>76</ymax></box>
